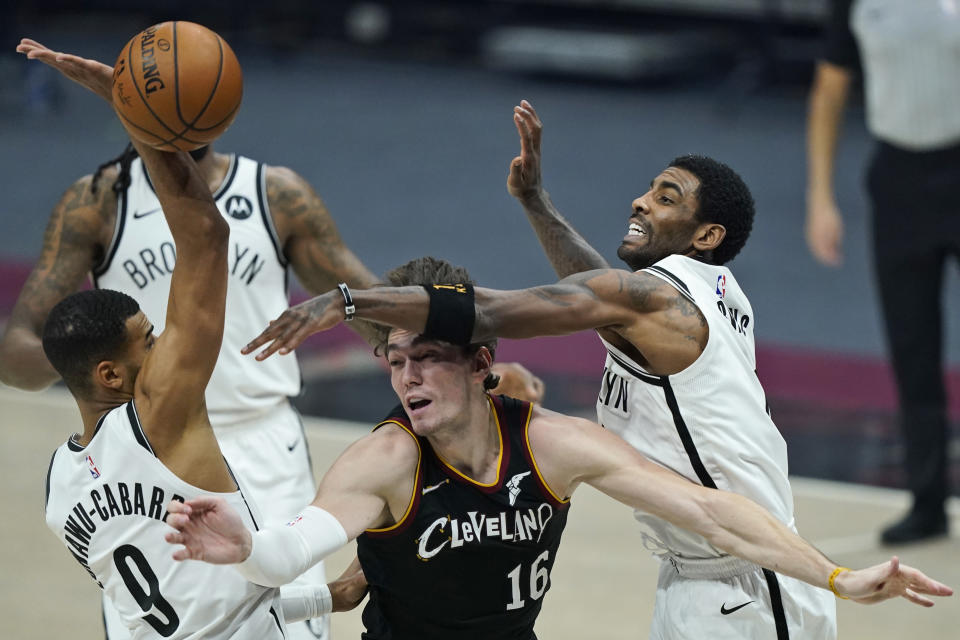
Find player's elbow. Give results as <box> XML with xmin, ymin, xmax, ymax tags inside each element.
<box><xmin>206</xmin><ymin>213</ymin><xmax>230</xmax><ymax>246</ymax></box>
<box><xmin>0</xmin><ymin>367</ymin><xmax>56</xmax><ymax>391</ymax></box>
<box><xmin>692</xmin><ymin>493</ymin><xmax>727</xmax><ymax>540</ymax></box>
<box><xmin>696</xmin><ymin>491</ymin><xmax>769</xmax><ymax>559</ymax></box>
<box><xmin>174</xmin><ymin>205</ymin><xmax>230</xmax><ymax>252</ymax></box>
<box><xmin>0</xmin><ymin>339</ymin><xmax>59</xmax><ymax>391</ymax></box>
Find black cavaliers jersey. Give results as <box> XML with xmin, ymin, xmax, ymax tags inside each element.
<box><xmin>356</xmin><ymin>395</ymin><xmax>570</xmax><ymax>640</ymax></box>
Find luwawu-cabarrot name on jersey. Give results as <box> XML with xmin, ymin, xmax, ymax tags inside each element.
<box><xmin>417</xmin><ymin>504</ymin><xmax>555</xmax><ymax>560</ymax></box>
<box><xmin>60</xmin><ymin>482</ymin><xmax>184</xmax><ymax>585</ymax></box>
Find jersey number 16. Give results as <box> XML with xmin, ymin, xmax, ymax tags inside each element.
<box><xmin>505</xmin><ymin>550</ymin><xmax>551</xmax><ymax>611</ymax></box>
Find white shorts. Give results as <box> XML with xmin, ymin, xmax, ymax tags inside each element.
<box><xmin>650</xmin><ymin>555</ymin><xmax>837</xmax><ymax>640</ymax></box>
<box><xmin>103</xmin><ymin>400</ymin><xmax>330</xmax><ymax>640</ymax></box>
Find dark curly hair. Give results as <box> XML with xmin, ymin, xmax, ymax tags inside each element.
<box><xmin>668</xmin><ymin>155</ymin><xmax>755</xmax><ymax>265</ymax></box>
<box><xmin>374</xmin><ymin>256</ymin><xmax>499</xmax><ymax>391</ymax></box>
<box><xmin>42</xmin><ymin>289</ymin><xmax>140</xmax><ymax>398</ymax></box>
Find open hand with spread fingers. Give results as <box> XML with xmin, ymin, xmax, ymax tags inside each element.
<box><xmin>507</xmin><ymin>99</ymin><xmax>544</xmax><ymax>200</ymax></box>
<box><xmin>834</xmin><ymin>557</ymin><xmax>953</xmax><ymax>606</ymax></box>
<box><xmin>242</xmin><ymin>290</ymin><xmax>344</xmax><ymax>360</ymax></box>
<box><xmin>164</xmin><ymin>497</ymin><xmax>252</xmax><ymax>565</ymax></box>
<box><xmin>15</xmin><ymin>38</ymin><xmax>113</xmax><ymax>103</ymax></box>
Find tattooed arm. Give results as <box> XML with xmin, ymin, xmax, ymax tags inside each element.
<box><xmin>0</xmin><ymin>173</ymin><xmax>114</xmax><ymax>390</ymax></box>
<box><xmin>265</xmin><ymin>166</ymin><xmax>382</xmax><ymax>346</ymax></box>
<box><xmin>245</xmin><ymin>269</ymin><xmax>707</xmax><ymax>376</ymax></box>
<box><xmin>264</xmin><ymin>166</ymin><xmax>547</xmax><ymax>400</ymax></box>
<box><xmin>507</xmin><ymin>100</ymin><xmax>610</xmax><ymax>277</ymax></box>
<box><xmin>471</xmin><ymin>269</ymin><xmax>707</xmax><ymax>375</ymax></box>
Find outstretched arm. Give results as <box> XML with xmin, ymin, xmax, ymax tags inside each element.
<box><xmin>165</xmin><ymin>424</ymin><xmax>418</xmax><ymax>585</ymax></box>
<box><xmin>16</xmin><ymin>40</ymin><xmax>230</xmax><ymax>439</ymax></box>
<box><xmin>243</xmin><ymin>268</ymin><xmax>702</xmax><ymax>375</ymax></box>
<box><xmin>242</xmin><ymin>271</ymin><xmax>625</xmax><ymax>359</ymax></box>
<box><xmin>528</xmin><ymin>409</ymin><xmax>953</xmax><ymax>606</ymax></box>
<box><xmin>265</xmin><ymin>167</ymin><xmax>545</xmax><ymax>401</ymax></box>
<box><xmin>129</xmin><ymin>140</ymin><xmax>228</xmax><ymax>417</ymax></box>
<box><xmin>507</xmin><ymin>100</ymin><xmax>609</xmax><ymax>277</ymax></box>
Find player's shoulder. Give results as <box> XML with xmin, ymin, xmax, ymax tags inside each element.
<box><xmin>355</xmin><ymin>414</ymin><xmax>421</xmax><ymax>466</ymax></box>
<box><xmin>633</xmin><ymin>256</ymin><xmax>707</xmax><ymax>301</ymax></box>
<box><xmin>572</xmin><ymin>267</ymin><xmax>670</xmax><ymax>292</ymax></box>
<box><xmin>49</xmin><ymin>171</ymin><xmax>118</xmax><ymax>243</ymax></box>
<box><xmin>262</xmin><ymin>164</ymin><xmax>325</xmax><ymax>218</ymax></box>
<box><xmin>588</xmin><ymin>266</ymin><xmax>685</xmax><ymax>311</ymax></box>
<box><xmin>263</xmin><ymin>163</ymin><xmax>311</xmax><ymax>191</ymax></box>
<box><xmin>337</xmin><ymin>423</ymin><xmax>421</xmax><ymax>490</ymax></box>
<box><xmin>59</xmin><ymin>169</ymin><xmax>118</xmax><ymax>214</ymax></box>
<box><xmin>527</xmin><ymin>405</ymin><xmax>596</xmax><ymax>450</ymax></box>
<box><xmin>526</xmin><ymin>407</ymin><xmax>607</xmax><ymax>493</ymax></box>
<box><xmin>530</xmin><ymin>404</ymin><xmax>594</xmax><ymax>429</ymax></box>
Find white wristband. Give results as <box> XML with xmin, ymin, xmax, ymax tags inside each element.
<box><xmin>235</xmin><ymin>506</ymin><xmax>347</xmax><ymax>587</ymax></box>
<box><xmin>280</xmin><ymin>583</ymin><xmax>333</xmax><ymax>622</ymax></box>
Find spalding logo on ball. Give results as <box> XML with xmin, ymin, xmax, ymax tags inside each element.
<box><xmin>112</xmin><ymin>21</ymin><xmax>243</xmax><ymax>151</ymax></box>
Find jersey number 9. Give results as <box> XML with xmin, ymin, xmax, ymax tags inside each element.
<box><xmin>114</xmin><ymin>544</ymin><xmax>180</xmax><ymax>636</ymax></box>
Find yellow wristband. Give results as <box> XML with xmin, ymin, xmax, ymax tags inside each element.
<box><xmin>829</xmin><ymin>566</ymin><xmax>851</xmax><ymax>599</ymax></box>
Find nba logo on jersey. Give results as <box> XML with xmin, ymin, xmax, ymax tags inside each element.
<box><xmin>716</xmin><ymin>274</ymin><xmax>726</xmax><ymax>298</ymax></box>
<box><xmin>87</xmin><ymin>455</ymin><xmax>101</xmax><ymax>479</ymax></box>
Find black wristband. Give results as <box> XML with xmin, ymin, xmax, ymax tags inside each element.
<box><xmin>423</xmin><ymin>283</ymin><xmax>475</xmax><ymax>345</ymax></box>
<box><xmin>337</xmin><ymin>283</ymin><xmax>356</xmax><ymax>321</ymax></box>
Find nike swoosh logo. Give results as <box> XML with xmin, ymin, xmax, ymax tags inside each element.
<box><xmin>422</xmin><ymin>479</ymin><xmax>449</xmax><ymax>495</ymax></box>
<box><xmin>720</xmin><ymin>600</ymin><xmax>754</xmax><ymax>615</ymax></box>
<box><xmin>132</xmin><ymin>208</ymin><xmax>162</xmax><ymax>219</ymax></box>
<box><xmin>286</xmin><ymin>440</ymin><xmax>299</xmax><ymax>452</ymax></box>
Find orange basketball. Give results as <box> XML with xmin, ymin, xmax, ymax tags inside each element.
<box><xmin>111</xmin><ymin>21</ymin><xmax>243</xmax><ymax>151</ymax></box>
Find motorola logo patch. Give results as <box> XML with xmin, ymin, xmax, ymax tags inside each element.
<box><xmin>224</xmin><ymin>195</ymin><xmax>253</xmax><ymax>220</ymax></box>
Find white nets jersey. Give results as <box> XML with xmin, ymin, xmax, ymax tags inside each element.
<box><xmin>93</xmin><ymin>155</ymin><xmax>300</xmax><ymax>425</ymax></box>
<box><xmin>44</xmin><ymin>401</ymin><xmax>285</xmax><ymax>639</ymax></box>
<box><xmin>596</xmin><ymin>254</ymin><xmax>794</xmax><ymax>558</ymax></box>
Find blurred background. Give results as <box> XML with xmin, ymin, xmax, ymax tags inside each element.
<box><xmin>1</xmin><ymin>1</ymin><xmax>958</xmax><ymax>491</ymax></box>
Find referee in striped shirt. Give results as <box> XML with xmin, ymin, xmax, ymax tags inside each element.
<box><xmin>805</xmin><ymin>0</ymin><xmax>959</xmax><ymax>543</ymax></box>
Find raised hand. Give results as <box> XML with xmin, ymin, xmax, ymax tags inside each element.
<box><xmin>491</xmin><ymin>361</ymin><xmax>545</xmax><ymax>404</ymax></box>
<box><xmin>164</xmin><ymin>497</ymin><xmax>252</xmax><ymax>564</ymax></box>
<box><xmin>507</xmin><ymin>99</ymin><xmax>544</xmax><ymax>200</ymax></box>
<box><xmin>242</xmin><ymin>291</ymin><xmax>344</xmax><ymax>361</ymax></box>
<box><xmin>16</xmin><ymin>39</ymin><xmax>113</xmax><ymax>103</ymax></box>
<box><xmin>836</xmin><ymin>557</ymin><xmax>953</xmax><ymax>606</ymax></box>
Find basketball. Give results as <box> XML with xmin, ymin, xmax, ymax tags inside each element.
<box><xmin>111</xmin><ymin>21</ymin><xmax>243</xmax><ymax>151</ymax></box>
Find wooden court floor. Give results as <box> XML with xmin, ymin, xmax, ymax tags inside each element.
<box><xmin>3</xmin><ymin>386</ymin><xmax>957</xmax><ymax>639</ymax></box>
